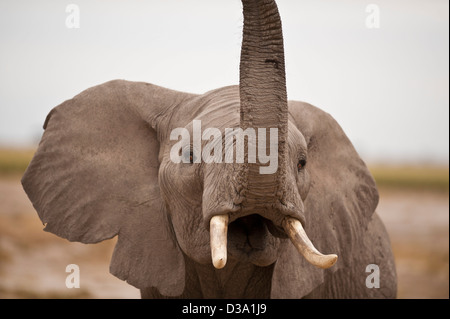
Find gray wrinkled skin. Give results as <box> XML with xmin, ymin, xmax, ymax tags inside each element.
<box><xmin>21</xmin><ymin>0</ymin><xmax>397</xmax><ymax>299</ymax></box>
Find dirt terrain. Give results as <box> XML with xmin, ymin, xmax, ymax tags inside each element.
<box><xmin>0</xmin><ymin>177</ymin><xmax>448</xmax><ymax>299</ymax></box>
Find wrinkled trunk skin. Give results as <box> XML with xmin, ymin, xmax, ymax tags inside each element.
<box><xmin>239</xmin><ymin>0</ymin><xmax>289</xmax><ymax>206</ymax></box>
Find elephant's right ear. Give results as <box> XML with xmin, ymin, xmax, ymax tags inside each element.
<box><xmin>22</xmin><ymin>80</ymin><xmax>195</xmax><ymax>296</ymax></box>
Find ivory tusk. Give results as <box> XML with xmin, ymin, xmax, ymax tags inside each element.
<box><xmin>282</xmin><ymin>217</ymin><xmax>338</xmax><ymax>269</ymax></box>
<box><xmin>210</xmin><ymin>215</ymin><xmax>229</xmax><ymax>269</ymax></box>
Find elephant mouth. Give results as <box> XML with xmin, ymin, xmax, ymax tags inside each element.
<box><xmin>229</xmin><ymin>214</ymin><xmax>287</xmax><ymax>245</ymax></box>
<box><xmin>226</xmin><ymin>214</ymin><xmax>286</xmax><ymax>266</ymax></box>
<box><xmin>209</xmin><ymin>214</ymin><xmax>338</xmax><ymax>270</ymax></box>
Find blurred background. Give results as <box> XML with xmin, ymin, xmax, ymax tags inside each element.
<box><xmin>0</xmin><ymin>0</ymin><xmax>448</xmax><ymax>298</ymax></box>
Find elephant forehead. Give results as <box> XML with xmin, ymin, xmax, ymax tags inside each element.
<box><xmin>287</xmin><ymin>122</ymin><xmax>307</xmax><ymax>154</ymax></box>
<box><xmin>193</xmin><ymin>95</ymin><xmax>241</xmax><ymax>129</ymax></box>
<box><xmin>170</xmin><ymin>86</ymin><xmax>241</xmax><ymax>130</ymax></box>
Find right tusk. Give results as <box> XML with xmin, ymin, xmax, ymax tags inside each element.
<box><xmin>210</xmin><ymin>215</ymin><xmax>229</xmax><ymax>270</ymax></box>
<box><xmin>282</xmin><ymin>217</ymin><xmax>338</xmax><ymax>269</ymax></box>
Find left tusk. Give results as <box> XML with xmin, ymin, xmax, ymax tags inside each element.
<box><xmin>282</xmin><ymin>217</ymin><xmax>338</xmax><ymax>269</ymax></box>
<box><xmin>210</xmin><ymin>215</ymin><xmax>229</xmax><ymax>269</ymax></box>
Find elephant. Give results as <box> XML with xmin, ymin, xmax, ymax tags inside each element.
<box><xmin>22</xmin><ymin>0</ymin><xmax>397</xmax><ymax>298</ymax></box>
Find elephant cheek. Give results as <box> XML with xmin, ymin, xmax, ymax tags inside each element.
<box><xmin>297</xmin><ymin>169</ymin><xmax>311</xmax><ymax>201</ymax></box>
<box><xmin>169</xmin><ymin>208</ymin><xmax>212</xmax><ymax>265</ymax></box>
<box><xmin>158</xmin><ymin>161</ymin><xmax>210</xmax><ymax>264</ymax></box>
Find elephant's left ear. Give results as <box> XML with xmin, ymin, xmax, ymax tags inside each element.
<box><xmin>272</xmin><ymin>101</ymin><xmax>379</xmax><ymax>298</ymax></box>
<box><xmin>22</xmin><ymin>80</ymin><xmax>195</xmax><ymax>296</ymax></box>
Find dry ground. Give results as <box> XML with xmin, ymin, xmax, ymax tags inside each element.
<box><xmin>377</xmin><ymin>189</ymin><xmax>449</xmax><ymax>298</ymax></box>
<box><xmin>0</xmin><ymin>176</ymin><xmax>448</xmax><ymax>299</ymax></box>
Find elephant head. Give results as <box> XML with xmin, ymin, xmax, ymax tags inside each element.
<box><xmin>22</xmin><ymin>0</ymin><xmax>397</xmax><ymax>298</ymax></box>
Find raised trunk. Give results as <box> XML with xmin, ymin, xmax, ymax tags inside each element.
<box><xmin>207</xmin><ymin>0</ymin><xmax>338</xmax><ymax>271</ymax></box>
<box><xmin>239</xmin><ymin>0</ymin><xmax>288</xmax><ymax>201</ymax></box>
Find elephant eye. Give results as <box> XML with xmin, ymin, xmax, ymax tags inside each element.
<box><xmin>297</xmin><ymin>159</ymin><xmax>307</xmax><ymax>171</ymax></box>
<box><xmin>181</xmin><ymin>146</ymin><xmax>196</xmax><ymax>164</ymax></box>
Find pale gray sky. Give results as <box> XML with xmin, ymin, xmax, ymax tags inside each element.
<box><xmin>0</xmin><ymin>0</ymin><xmax>448</xmax><ymax>164</ymax></box>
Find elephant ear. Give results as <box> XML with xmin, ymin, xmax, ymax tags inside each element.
<box><xmin>271</xmin><ymin>101</ymin><xmax>379</xmax><ymax>298</ymax></box>
<box><xmin>22</xmin><ymin>80</ymin><xmax>195</xmax><ymax>296</ymax></box>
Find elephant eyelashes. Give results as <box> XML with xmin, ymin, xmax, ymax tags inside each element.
<box><xmin>185</xmin><ymin>150</ymin><xmax>195</xmax><ymax>164</ymax></box>
<box><xmin>297</xmin><ymin>159</ymin><xmax>307</xmax><ymax>171</ymax></box>
<box><xmin>179</xmin><ymin>145</ymin><xmax>196</xmax><ymax>164</ymax></box>
<box><xmin>184</xmin><ymin>151</ymin><xmax>194</xmax><ymax>164</ymax></box>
